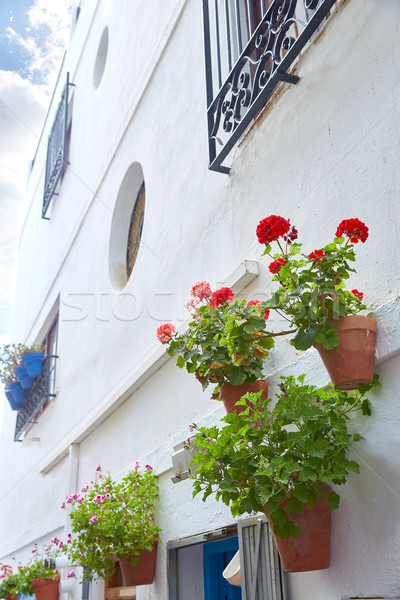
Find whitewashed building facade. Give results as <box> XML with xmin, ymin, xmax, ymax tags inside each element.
<box><xmin>1</xmin><ymin>1</ymin><xmax>400</xmax><ymax>599</ymax></box>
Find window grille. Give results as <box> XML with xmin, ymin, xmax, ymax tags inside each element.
<box><xmin>14</xmin><ymin>355</ymin><xmax>58</xmax><ymax>441</ymax></box>
<box><xmin>202</xmin><ymin>0</ymin><xmax>337</xmax><ymax>173</ymax></box>
<box><xmin>126</xmin><ymin>182</ymin><xmax>145</xmax><ymax>279</ymax></box>
<box><xmin>42</xmin><ymin>73</ymin><xmax>72</xmax><ymax>219</ymax></box>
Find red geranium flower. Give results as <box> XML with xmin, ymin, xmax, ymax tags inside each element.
<box><xmin>269</xmin><ymin>258</ymin><xmax>287</xmax><ymax>273</ymax></box>
<box><xmin>308</xmin><ymin>249</ymin><xmax>328</xmax><ymax>261</ymax></box>
<box><xmin>336</xmin><ymin>218</ymin><xmax>369</xmax><ymax>243</ymax></box>
<box><xmin>246</xmin><ymin>301</ymin><xmax>269</xmax><ymax>320</ymax></box>
<box><xmin>351</xmin><ymin>289</ymin><xmax>364</xmax><ymax>301</ymax></box>
<box><xmin>209</xmin><ymin>287</ymin><xmax>234</xmax><ymax>308</ymax></box>
<box><xmin>156</xmin><ymin>323</ymin><xmax>176</xmax><ymax>343</ymax></box>
<box><xmin>256</xmin><ymin>215</ymin><xmax>290</xmax><ymax>245</ymax></box>
<box><xmin>246</xmin><ymin>300</ymin><xmax>260</xmax><ymax>308</ymax></box>
<box><xmin>190</xmin><ymin>281</ymin><xmax>212</xmax><ymax>301</ymax></box>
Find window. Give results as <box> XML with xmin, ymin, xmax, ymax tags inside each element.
<box><xmin>42</xmin><ymin>73</ymin><xmax>73</xmax><ymax>219</ymax></box>
<box><xmin>43</xmin><ymin>317</ymin><xmax>58</xmax><ymax>397</ymax></box>
<box><xmin>108</xmin><ymin>163</ymin><xmax>146</xmax><ymax>291</ymax></box>
<box><xmin>202</xmin><ymin>0</ymin><xmax>336</xmax><ymax>173</ymax></box>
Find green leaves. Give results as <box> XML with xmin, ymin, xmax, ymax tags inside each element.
<box><xmin>291</xmin><ymin>323</ymin><xmax>319</xmax><ymax>350</ymax></box>
<box><xmin>188</xmin><ymin>373</ymin><xmax>375</xmax><ymax>540</ymax></box>
<box><xmin>314</xmin><ymin>323</ymin><xmax>340</xmax><ymax>349</ymax></box>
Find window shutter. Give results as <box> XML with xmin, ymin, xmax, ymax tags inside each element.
<box><xmin>237</xmin><ymin>514</ymin><xmax>286</xmax><ymax>600</ymax></box>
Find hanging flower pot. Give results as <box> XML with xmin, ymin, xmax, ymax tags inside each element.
<box><xmin>118</xmin><ymin>543</ymin><xmax>158</xmax><ymax>586</ymax></box>
<box><xmin>263</xmin><ymin>483</ymin><xmax>331</xmax><ymax>572</ymax></box>
<box><xmin>7</xmin><ymin>381</ymin><xmax>28</xmax><ymax>409</ymax></box>
<box><xmin>14</xmin><ymin>365</ymin><xmax>35</xmax><ymax>389</ymax></box>
<box><xmin>219</xmin><ymin>380</ymin><xmax>269</xmax><ymax>414</ymax></box>
<box><xmin>314</xmin><ymin>315</ymin><xmax>376</xmax><ymax>390</ymax></box>
<box><xmin>31</xmin><ymin>572</ymin><xmax>60</xmax><ymax>600</ymax></box>
<box><xmin>22</xmin><ymin>352</ymin><xmax>44</xmax><ymax>378</ymax></box>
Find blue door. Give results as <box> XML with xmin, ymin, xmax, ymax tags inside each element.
<box><xmin>203</xmin><ymin>537</ymin><xmax>242</xmax><ymax>600</ymax></box>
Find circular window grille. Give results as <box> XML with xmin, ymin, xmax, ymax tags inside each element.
<box><xmin>126</xmin><ymin>183</ymin><xmax>145</xmax><ymax>279</ymax></box>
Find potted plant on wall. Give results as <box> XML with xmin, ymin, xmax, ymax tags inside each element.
<box><xmin>0</xmin><ymin>563</ymin><xmax>18</xmax><ymax>600</ymax></box>
<box><xmin>186</xmin><ymin>374</ymin><xmax>380</xmax><ymax>572</ymax></box>
<box><xmin>0</xmin><ymin>548</ymin><xmax>59</xmax><ymax>600</ymax></box>
<box><xmin>57</xmin><ymin>464</ymin><xmax>161</xmax><ymax>585</ymax></box>
<box><xmin>156</xmin><ymin>281</ymin><xmax>290</xmax><ymax>412</ymax></box>
<box><xmin>256</xmin><ymin>215</ymin><xmax>376</xmax><ymax>389</ymax></box>
<box><xmin>0</xmin><ymin>344</ymin><xmax>29</xmax><ymax>410</ymax></box>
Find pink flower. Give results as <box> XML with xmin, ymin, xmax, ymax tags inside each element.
<box><xmin>58</xmin><ymin>541</ymin><xmax>64</xmax><ymax>549</ymax></box>
<box><xmin>186</xmin><ymin>297</ymin><xmax>201</xmax><ymax>316</ymax></box>
<box><xmin>145</xmin><ymin>464</ymin><xmax>153</xmax><ymax>471</ymax></box>
<box><xmin>189</xmin><ymin>425</ymin><xmax>194</xmax><ymax>432</ymax></box>
<box><xmin>95</xmin><ymin>464</ymin><xmax>101</xmax><ymax>472</ymax></box>
<box><xmin>156</xmin><ymin>323</ymin><xmax>176</xmax><ymax>343</ymax></box>
<box><xmin>66</xmin><ymin>570</ymin><xmax>76</xmax><ymax>579</ymax></box>
<box><xmin>190</xmin><ymin>281</ymin><xmax>212</xmax><ymax>301</ymax></box>
<box><xmin>60</xmin><ymin>502</ymin><xmax>66</xmax><ymax>509</ymax></box>
<box><xmin>89</xmin><ymin>515</ymin><xmax>98</xmax><ymax>524</ymax></box>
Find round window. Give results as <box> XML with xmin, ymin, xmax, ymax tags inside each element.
<box><xmin>109</xmin><ymin>163</ymin><xmax>145</xmax><ymax>291</ymax></box>
<box><xmin>93</xmin><ymin>27</ymin><xmax>108</xmax><ymax>89</ymax></box>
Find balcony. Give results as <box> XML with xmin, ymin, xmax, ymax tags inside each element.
<box><xmin>14</xmin><ymin>355</ymin><xmax>58</xmax><ymax>442</ymax></box>
<box><xmin>202</xmin><ymin>0</ymin><xmax>337</xmax><ymax>173</ymax></box>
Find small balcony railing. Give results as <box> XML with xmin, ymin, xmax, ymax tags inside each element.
<box><xmin>202</xmin><ymin>0</ymin><xmax>337</xmax><ymax>173</ymax></box>
<box><xmin>14</xmin><ymin>355</ymin><xmax>58</xmax><ymax>442</ymax></box>
<box><xmin>42</xmin><ymin>73</ymin><xmax>71</xmax><ymax>219</ymax></box>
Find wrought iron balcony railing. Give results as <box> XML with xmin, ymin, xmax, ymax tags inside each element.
<box><xmin>14</xmin><ymin>355</ymin><xmax>58</xmax><ymax>442</ymax></box>
<box><xmin>202</xmin><ymin>0</ymin><xmax>337</xmax><ymax>173</ymax></box>
<box><xmin>42</xmin><ymin>73</ymin><xmax>72</xmax><ymax>219</ymax></box>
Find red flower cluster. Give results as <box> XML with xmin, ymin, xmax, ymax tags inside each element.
<box><xmin>209</xmin><ymin>287</ymin><xmax>234</xmax><ymax>309</ymax></box>
<box><xmin>269</xmin><ymin>258</ymin><xmax>287</xmax><ymax>273</ymax></box>
<box><xmin>190</xmin><ymin>281</ymin><xmax>212</xmax><ymax>301</ymax></box>
<box><xmin>156</xmin><ymin>323</ymin><xmax>176</xmax><ymax>343</ymax></box>
<box><xmin>351</xmin><ymin>289</ymin><xmax>364</xmax><ymax>301</ymax></box>
<box><xmin>336</xmin><ymin>218</ymin><xmax>369</xmax><ymax>243</ymax></box>
<box><xmin>256</xmin><ymin>215</ymin><xmax>290</xmax><ymax>245</ymax></box>
<box><xmin>246</xmin><ymin>300</ymin><xmax>270</xmax><ymax>320</ymax></box>
<box><xmin>308</xmin><ymin>249</ymin><xmax>328</xmax><ymax>261</ymax></box>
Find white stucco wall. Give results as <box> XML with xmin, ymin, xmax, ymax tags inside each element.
<box><xmin>1</xmin><ymin>0</ymin><xmax>400</xmax><ymax>599</ymax></box>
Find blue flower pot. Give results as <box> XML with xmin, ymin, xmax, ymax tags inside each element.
<box><xmin>7</xmin><ymin>382</ymin><xmax>28</xmax><ymax>409</ymax></box>
<box><xmin>5</xmin><ymin>390</ymin><xmax>21</xmax><ymax>411</ymax></box>
<box><xmin>22</xmin><ymin>352</ymin><xmax>44</xmax><ymax>378</ymax></box>
<box><xmin>15</xmin><ymin>365</ymin><xmax>35</xmax><ymax>389</ymax></box>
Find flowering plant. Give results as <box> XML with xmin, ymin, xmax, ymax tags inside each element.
<box><xmin>187</xmin><ymin>374</ymin><xmax>380</xmax><ymax>539</ymax></box>
<box><xmin>156</xmin><ymin>282</ymin><xmax>282</xmax><ymax>396</ymax></box>
<box><xmin>257</xmin><ymin>215</ymin><xmax>370</xmax><ymax>350</ymax></box>
<box><xmin>0</xmin><ymin>545</ymin><xmax>58</xmax><ymax>599</ymax></box>
<box><xmin>57</xmin><ymin>465</ymin><xmax>161</xmax><ymax>581</ymax></box>
<box><xmin>0</xmin><ymin>343</ymin><xmax>44</xmax><ymax>387</ymax></box>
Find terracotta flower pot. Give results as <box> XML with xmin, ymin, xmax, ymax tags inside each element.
<box><xmin>119</xmin><ymin>543</ymin><xmax>158</xmax><ymax>586</ymax></box>
<box><xmin>314</xmin><ymin>315</ymin><xmax>376</xmax><ymax>390</ymax></box>
<box><xmin>31</xmin><ymin>572</ymin><xmax>60</xmax><ymax>600</ymax></box>
<box><xmin>219</xmin><ymin>380</ymin><xmax>269</xmax><ymax>415</ymax></box>
<box><xmin>263</xmin><ymin>483</ymin><xmax>331</xmax><ymax>572</ymax></box>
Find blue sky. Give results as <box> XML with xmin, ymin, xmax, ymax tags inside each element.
<box><xmin>0</xmin><ymin>0</ymin><xmax>35</xmax><ymax>74</ymax></box>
